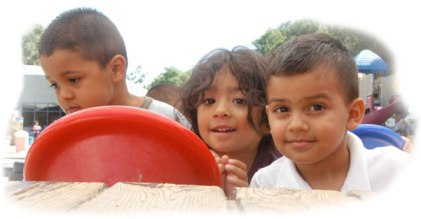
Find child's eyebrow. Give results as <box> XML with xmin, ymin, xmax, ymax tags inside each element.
<box><xmin>207</xmin><ymin>85</ymin><xmax>241</xmax><ymax>92</ymax></box>
<box><xmin>267</xmin><ymin>97</ymin><xmax>287</xmax><ymax>105</ymax></box>
<box><xmin>303</xmin><ymin>93</ymin><xmax>332</xmax><ymax>101</ymax></box>
<box><xmin>45</xmin><ymin>70</ymin><xmax>79</xmax><ymax>80</ymax></box>
<box><xmin>60</xmin><ymin>70</ymin><xmax>80</xmax><ymax>75</ymax></box>
<box><xmin>267</xmin><ymin>93</ymin><xmax>332</xmax><ymax>104</ymax></box>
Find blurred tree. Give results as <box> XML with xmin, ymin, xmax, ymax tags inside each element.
<box><xmin>253</xmin><ymin>28</ymin><xmax>286</xmax><ymax>56</ymax></box>
<box><xmin>22</xmin><ymin>24</ymin><xmax>43</xmax><ymax>65</ymax></box>
<box><xmin>126</xmin><ymin>65</ymin><xmax>146</xmax><ymax>84</ymax></box>
<box><xmin>146</xmin><ymin>67</ymin><xmax>190</xmax><ymax>89</ymax></box>
<box><xmin>253</xmin><ymin>19</ymin><xmax>393</xmax><ymax>73</ymax></box>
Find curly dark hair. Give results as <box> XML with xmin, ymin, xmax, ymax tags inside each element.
<box><xmin>180</xmin><ymin>46</ymin><xmax>270</xmax><ymax>140</ymax></box>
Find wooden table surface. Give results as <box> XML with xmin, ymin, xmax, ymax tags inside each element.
<box><xmin>4</xmin><ymin>181</ymin><xmax>372</xmax><ymax>215</ymax></box>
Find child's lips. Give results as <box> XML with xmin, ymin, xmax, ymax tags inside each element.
<box><xmin>210</xmin><ymin>126</ymin><xmax>236</xmax><ymax>139</ymax></box>
<box><xmin>67</xmin><ymin>107</ymin><xmax>81</xmax><ymax>114</ymax></box>
<box><xmin>285</xmin><ymin>139</ymin><xmax>316</xmax><ymax>148</ymax></box>
<box><xmin>211</xmin><ymin>127</ymin><xmax>236</xmax><ymax>132</ymax></box>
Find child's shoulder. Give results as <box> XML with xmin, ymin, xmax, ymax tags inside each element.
<box><xmin>364</xmin><ymin>146</ymin><xmax>409</xmax><ymax>191</ymax></box>
<box><xmin>348</xmin><ymin>131</ymin><xmax>409</xmax><ymax>174</ymax></box>
<box><xmin>365</xmin><ymin>145</ymin><xmax>409</xmax><ymax>166</ymax></box>
<box><xmin>348</xmin><ymin>131</ymin><xmax>409</xmax><ymax>160</ymax></box>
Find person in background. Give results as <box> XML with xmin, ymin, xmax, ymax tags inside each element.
<box><xmin>385</xmin><ymin>113</ymin><xmax>397</xmax><ymax>130</ymax></box>
<box><xmin>146</xmin><ymin>83</ymin><xmax>181</xmax><ymax>109</ymax></box>
<box><xmin>180</xmin><ymin>46</ymin><xmax>281</xmax><ymax>197</ymax></box>
<box><xmin>38</xmin><ymin>7</ymin><xmax>189</xmax><ymax>128</ymax></box>
<box><xmin>394</xmin><ymin>112</ymin><xmax>409</xmax><ymax>137</ymax></box>
<box><xmin>404</xmin><ymin>108</ymin><xmax>417</xmax><ymax>138</ymax></box>
<box><xmin>31</xmin><ymin>120</ymin><xmax>42</xmax><ymax>139</ymax></box>
<box><xmin>250</xmin><ymin>33</ymin><xmax>409</xmax><ymax>192</ymax></box>
<box><xmin>373</xmin><ymin>92</ymin><xmax>381</xmax><ymax>106</ymax></box>
<box><xmin>7</xmin><ymin>112</ymin><xmax>19</xmax><ymax>145</ymax></box>
<box><xmin>146</xmin><ymin>83</ymin><xmax>186</xmax><ymax>122</ymax></box>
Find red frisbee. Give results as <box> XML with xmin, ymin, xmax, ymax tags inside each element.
<box><xmin>24</xmin><ymin>106</ymin><xmax>221</xmax><ymax>187</ymax></box>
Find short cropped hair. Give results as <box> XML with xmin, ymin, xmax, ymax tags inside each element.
<box><xmin>146</xmin><ymin>83</ymin><xmax>182</xmax><ymax>111</ymax></box>
<box><xmin>267</xmin><ymin>33</ymin><xmax>359</xmax><ymax>104</ymax></box>
<box><xmin>38</xmin><ymin>7</ymin><xmax>127</xmax><ymax>69</ymax></box>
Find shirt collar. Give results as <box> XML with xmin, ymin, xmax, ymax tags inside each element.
<box><xmin>342</xmin><ymin>132</ymin><xmax>372</xmax><ymax>192</ymax></box>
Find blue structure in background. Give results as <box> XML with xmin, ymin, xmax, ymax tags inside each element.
<box><xmin>354</xmin><ymin>49</ymin><xmax>388</xmax><ymax>75</ymax></box>
<box><xmin>351</xmin><ymin>124</ymin><xmax>404</xmax><ymax>150</ymax></box>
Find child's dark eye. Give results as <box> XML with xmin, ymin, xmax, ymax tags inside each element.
<box><xmin>274</xmin><ymin>106</ymin><xmax>289</xmax><ymax>113</ymax></box>
<box><xmin>310</xmin><ymin>104</ymin><xmax>325</xmax><ymax>111</ymax></box>
<box><xmin>69</xmin><ymin>78</ymin><xmax>80</xmax><ymax>84</ymax></box>
<box><xmin>49</xmin><ymin>83</ymin><xmax>58</xmax><ymax>89</ymax></box>
<box><xmin>203</xmin><ymin>98</ymin><xmax>215</xmax><ymax>105</ymax></box>
<box><xmin>233</xmin><ymin>98</ymin><xmax>246</xmax><ymax>105</ymax></box>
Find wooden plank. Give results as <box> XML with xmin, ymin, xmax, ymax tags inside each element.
<box><xmin>8</xmin><ymin>181</ymin><xmax>107</xmax><ymax>212</ymax></box>
<box><xmin>346</xmin><ymin>190</ymin><xmax>376</xmax><ymax>201</ymax></box>
<box><xmin>75</xmin><ymin>182</ymin><xmax>228</xmax><ymax>213</ymax></box>
<box><xmin>233</xmin><ymin>187</ymin><xmax>362</xmax><ymax>213</ymax></box>
<box><xmin>5</xmin><ymin>181</ymin><xmax>373</xmax><ymax>213</ymax></box>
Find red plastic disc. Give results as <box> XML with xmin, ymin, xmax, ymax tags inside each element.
<box><xmin>24</xmin><ymin>106</ymin><xmax>221</xmax><ymax>187</ymax></box>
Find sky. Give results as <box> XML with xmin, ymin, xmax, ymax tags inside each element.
<box><xmin>1</xmin><ymin>0</ymin><xmax>421</xmax><ymax>217</ymax></box>
<box><xmin>12</xmin><ymin>0</ymin><xmax>306</xmax><ymax>87</ymax></box>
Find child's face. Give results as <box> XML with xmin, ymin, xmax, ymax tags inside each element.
<box><xmin>197</xmin><ymin>68</ymin><xmax>263</xmax><ymax>156</ymax></box>
<box><xmin>40</xmin><ymin>49</ymin><xmax>115</xmax><ymax>114</ymax></box>
<box><xmin>266</xmin><ymin>66</ymin><xmax>353</xmax><ymax>166</ymax></box>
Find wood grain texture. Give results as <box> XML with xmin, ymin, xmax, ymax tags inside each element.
<box><xmin>8</xmin><ymin>181</ymin><xmax>107</xmax><ymax>212</ymax></box>
<box><xmin>5</xmin><ymin>181</ymin><xmax>371</xmax><ymax>214</ymax></box>
<box><xmin>75</xmin><ymin>182</ymin><xmax>228</xmax><ymax>214</ymax></box>
<box><xmin>233</xmin><ymin>187</ymin><xmax>360</xmax><ymax>213</ymax></box>
<box><xmin>346</xmin><ymin>190</ymin><xmax>377</xmax><ymax>201</ymax></box>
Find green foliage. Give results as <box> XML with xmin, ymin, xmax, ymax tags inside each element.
<box><xmin>126</xmin><ymin>65</ymin><xmax>146</xmax><ymax>84</ymax></box>
<box><xmin>22</xmin><ymin>24</ymin><xmax>43</xmax><ymax>65</ymax></box>
<box><xmin>326</xmin><ymin>25</ymin><xmax>385</xmax><ymax>56</ymax></box>
<box><xmin>146</xmin><ymin>67</ymin><xmax>191</xmax><ymax>90</ymax></box>
<box><xmin>253</xmin><ymin>19</ymin><xmax>323</xmax><ymax>56</ymax></box>
<box><xmin>252</xmin><ymin>19</ymin><xmax>392</xmax><ymax>73</ymax></box>
<box><xmin>253</xmin><ymin>28</ymin><xmax>286</xmax><ymax>56</ymax></box>
<box><xmin>22</xmin><ymin>19</ymin><xmax>391</xmax><ymax>84</ymax></box>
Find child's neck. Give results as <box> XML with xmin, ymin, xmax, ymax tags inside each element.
<box><xmin>128</xmin><ymin>94</ymin><xmax>144</xmax><ymax>107</ymax></box>
<box><xmin>111</xmin><ymin>89</ymin><xmax>142</xmax><ymax>107</ymax></box>
<box><xmin>295</xmin><ymin>145</ymin><xmax>350</xmax><ymax>191</ymax></box>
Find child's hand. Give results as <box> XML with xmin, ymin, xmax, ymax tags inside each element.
<box><xmin>220</xmin><ymin>155</ymin><xmax>248</xmax><ymax>199</ymax></box>
<box><xmin>209</xmin><ymin>149</ymin><xmax>225</xmax><ymax>175</ymax></box>
<box><xmin>209</xmin><ymin>150</ymin><xmax>248</xmax><ymax>198</ymax></box>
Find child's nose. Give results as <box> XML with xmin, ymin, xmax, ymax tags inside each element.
<box><xmin>213</xmin><ymin>101</ymin><xmax>230</xmax><ymax>117</ymax></box>
<box><xmin>287</xmin><ymin>113</ymin><xmax>309</xmax><ymax>132</ymax></box>
<box><xmin>57</xmin><ymin>87</ymin><xmax>74</xmax><ymax>99</ymax></box>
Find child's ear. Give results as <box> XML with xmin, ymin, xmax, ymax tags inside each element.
<box><xmin>260</xmin><ymin>121</ymin><xmax>271</xmax><ymax>136</ymax></box>
<box><xmin>108</xmin><ymin>55</ymin><xmax>127</xmax><ymax>82</ymax></box>
<box><xmin>262</xmin><ymin>105</ymin><xmax>271</xmax><ymax>135</ymax></box>
<box><xmin>346</xmin><ymin>98</ymin><xmax>365</xmax><ymax>131</ymax></box>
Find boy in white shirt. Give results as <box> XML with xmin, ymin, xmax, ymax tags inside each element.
<box><xmin>250</xmin><ymin>33</ymin><xmax>409</xmax><ymax>192</ymax></box>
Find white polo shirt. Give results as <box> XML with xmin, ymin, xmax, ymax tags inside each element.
<box><xmin>250</xmin><ymin>132</ymin><xmax>409</xmax><ymax>192</ymax></box>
